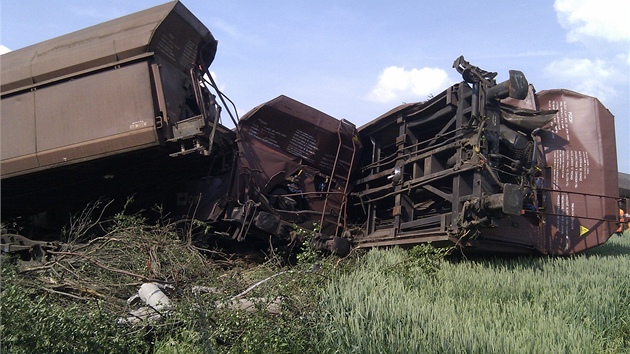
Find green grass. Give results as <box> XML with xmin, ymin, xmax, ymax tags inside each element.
<box><xmin>318</xmin><ymin>233</ymin><xmax>630</xmax><ymax>353</ymax></box>
<box><xmin>3</xmin><ymin>220</ymin><xmax>629</xmax><ymax>353</ymax></box>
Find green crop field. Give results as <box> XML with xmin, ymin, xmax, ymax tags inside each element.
<box><xmin>317</xmin><ymin>232</ymin><xmax>630</xmax><ymax>353</ymax></box>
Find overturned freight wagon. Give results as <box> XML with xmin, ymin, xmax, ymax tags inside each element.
<box><xmin>349</xmin><ymin>56</ymin><xmax>619</xmax><ymax>255</ymax></box>
<box><xmin>1</xmin><ymin>1</ymin><xmax>234</xmax><ymax>234</ymax></box>
<box><xmin>173</xmin><ymin>95</ymin><xmax>360</xmax><ymax>253</ymax></box>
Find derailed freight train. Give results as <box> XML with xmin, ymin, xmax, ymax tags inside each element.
<box><xmin>0</xmin><ymin>1</ymin><xmax>623</xmax><ymax>257</ymax></box>
<box><xmin>349</xmin><ymin>57</ymin><xmax>620</xmax><ymax>255</ymax></box>
<box><xmin>0</xmin><ymin>1</ymin><xmax>358</xmax><ymax>256</ymax></box>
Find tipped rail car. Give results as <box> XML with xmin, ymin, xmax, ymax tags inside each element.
<box><xmin>349</xmin><ymin>57</ymin><xmax>620</xmax><ymax>255</ymax></box>
<box><xmin>1</xmin><ymin>1</ymin><xmax>234</xmax><ymax>226</ymax></box>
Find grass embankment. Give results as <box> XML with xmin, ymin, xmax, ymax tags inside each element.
<box><xmin>319</xmin><ymin>232</ymin><xmax>630</xmax><ymax>353</ymax></box>
<box><xmin>2</xmin><ymin>212</ymin><xmax>628</xmax><ymax>353</ymax></box>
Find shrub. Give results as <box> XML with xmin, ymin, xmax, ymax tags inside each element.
<box><xmin>3</xmin><ymin>207</ymin><xmax>628</xmax><ymax>353</ymax></box>
<box><xmin>0</xmin><ymin>260</ymin><xmax>148</xmax><ymax>354</ymax></box>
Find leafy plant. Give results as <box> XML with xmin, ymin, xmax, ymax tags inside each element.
<box><xmin>3</xmin><ymin>205</ymin><xmax>628</xmax><ymax>354</ymax></box>
<box><xmin>0</xmin><ymin>260</ymin><xmax>148</xmax><ymax>354</ymax></box>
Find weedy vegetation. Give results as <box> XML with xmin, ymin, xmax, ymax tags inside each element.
<box><xmin>1</xmin><ymin>203</ymin><xmax>629</xmax><ymax>354</ymax></box>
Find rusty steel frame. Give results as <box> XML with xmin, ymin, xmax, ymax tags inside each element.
<box><xmin>351</xmin><ymin>57</ymin><xmax>619</xmax><ymax>255</ymax></box>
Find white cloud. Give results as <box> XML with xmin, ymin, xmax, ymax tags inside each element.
<box><xmin>554</xmin><ymin>0</ymin><xmax>630</xmax><ymax>43</ymax></box>
<box><xmin>0</xmin><ymin>45</ymin><xmax>11</xmax><ymax>55</ymax></box>
<box><xmin>544</xmin><ymin>58</ymin><xmax>620</xmax><ymax>102</ymax></box>
<box><xmin>367</xmin><ymin>66</ymin><xmax>452</xmax><ymax>103</ymax></box>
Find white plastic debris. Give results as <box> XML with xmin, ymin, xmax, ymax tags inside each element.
<box><xmin>117</xmin><ymin>283</ymin><xmax>172</xmax><ymax>325</ymax></box>
<box><xmin>139</xmin><ymin>283</ymin><xmax>171</xmax><ymax>308</ymax></box>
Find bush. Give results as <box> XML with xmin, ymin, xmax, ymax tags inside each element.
<box><xmin>4</xmin><ymin>208</ymin><xmax>627</xmax><ymax>353</ymax></box>
<box><xmin>1</xmin><ymin>212</ymin><xmax>347</xmax><ymax>353</ymax></box>
<box><xmin>0</xmin><ymin>261</ymin><xmax>148</xmax><ymax>354</ymax></box>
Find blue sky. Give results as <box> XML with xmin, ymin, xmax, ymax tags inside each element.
<box><xmin>1</xmin><ymin>0</ymin><xmax>628</xmax><ymax>173</ymax></box>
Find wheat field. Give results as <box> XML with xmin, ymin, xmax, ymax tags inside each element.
<box><xmin>317</xmin><ymin>232</ymin><xmax>630</xmax><ymax>353</ymax></box>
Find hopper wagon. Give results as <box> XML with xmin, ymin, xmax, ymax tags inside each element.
<box><xmin>1</xmin><ymin>1</ymin><xmax>234</xmax><ymax>236</ymax></box>
<box><xmin>0</xmin><ymin>1</ymin><xmax>358</xmax><ymax>256</ymax></box>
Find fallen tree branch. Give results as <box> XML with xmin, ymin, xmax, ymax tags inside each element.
<box><xmin>20</xmin><ymin>263</ymin><xmax>56</xmax><ymax>273</ymax></box>
<box><xmin>47</xmin><ymin>250</ymin><xmax>162</xmax><ymax>283</ymax></box>
<box><xmin>230</xmin><ymin>270</ymin><xmax>295</xmax><ymax>301</ymax></box>
<box><xmin>39</xmin><ymin>286</ymin><xmax>87</xmax><ymax>301</ymax></box>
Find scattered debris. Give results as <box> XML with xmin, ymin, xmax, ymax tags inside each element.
<box><xmin>118</xmin><ymin>283</ymin><xmax>173</xmax><ymax>325</ymax></box>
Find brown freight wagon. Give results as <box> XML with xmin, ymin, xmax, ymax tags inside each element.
<box><xmin>1</xmin><ymin>1</ymin><xmax>234</xmax><ymax>232</ymax></box>
<box><xmin>348</xmin><ymin>57</ymin><xmax>621</xmax><ymax>255</ymax></box>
